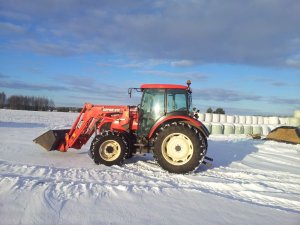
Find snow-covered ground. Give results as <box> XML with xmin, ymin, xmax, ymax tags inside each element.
<box><xmin>0</xmin><ymin>109</ymin><xmax>300</xmax><ymax>225</ymax></box>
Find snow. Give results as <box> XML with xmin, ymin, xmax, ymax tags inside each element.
<box><xmin>0</xmin><ymin>109</ymin><xmax>300</xmax><ymax>225</ymax></box>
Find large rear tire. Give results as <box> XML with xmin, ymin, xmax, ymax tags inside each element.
<box><xmin>90</xmin><ymin>131</ymin><xmax>128</xmax><ymax>166</ymax></box>
<box><xmin>153</xmin><ymin>122</ymin><xmax>207</xmax><ymax>174</ymax></box>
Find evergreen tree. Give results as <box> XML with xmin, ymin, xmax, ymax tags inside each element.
<box><xmin>206</xmin><ymin>107</ymin><xmax>213</xmax><ymax>113</ymax></box>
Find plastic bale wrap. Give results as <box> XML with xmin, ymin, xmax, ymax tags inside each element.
<box><xmin>205</xmin><ymin>113</ymin><xmax>212</xmax><ymax>122</ymax></box>
<box><xmin>227</xmin><ymin>115</ymin><xmax>235</xmax><ymax>124</ymax></box>
<box><xmin>288</xmin><ymin>118</ymin><xmax>300</xmax><ymax>127</ymax></box>
<box><xmin>239</xmin><ymin>115</ymin><xmax>246</xmax><ymax>124</ymax></box>
<box><xmin>198</xmin><ymin>113</ymin><xmax>205</xmax><ymax>122</ymax></box>
<box><xmin>246</xmin><ymin>116</ymin><xmax>252</xmax><ymax>125</ymax></box>
<box><xmin>269</xmin><ymin>116</ymin><xmax>279</xmax><ymax>125</ymax></box>
<box><xmin>252</xmin><ymin>125</ymin><xmax>262</xmax><ymax>135</ymax></box>
<box><xmin>279</xmin><ymin>117</ymin><xmax>288</xmax><ymax>125</ymax></box>
<box><xmin>220</xmin><ymin>114</ymin><xmax>226</xmax><ymax>123</ymax></box>
<box><xmin>212</xmin><ymin>113</ymin><xmax>220</xmax><ymax>123</ymax></box>
<box><xmin>263</xmin><ymin>117</ymin><xmax>269</xmax><ymax>125</ymax></box>
<box><xmin>224</xmin><ymin>124</ymin><xmax>235</xmax><ymax>135</ymax></box>
<box><xmin>211</xmin><ymin>123</ymin><xmax>223</xmax><ymax>135</ymax></box>
<box><xmin>294</xmin><ymin>110</ymin><xmax>300</xmax><ymax>119</ymax></box>
<box><xmin>234</xmin><ymin>115</ymin><xmax>239</xmax><ymax>124</ymax></box>
<box><xmin>257</xmin><ymin>116</ymin><xmax>264</xmax><ymax>125</ymax></box>
<box><xmin>243</xmin><ymin>125</ymin><xmax>252</xmax><ymax>135</ymax></box>
<box><xmin>262</xmin><ymin>125</ymin><xmax>271</xmax><ymax>136</ymax></box>
<box><xmin>235</xmin><ymin>124</ymin><xmax>244</xmax><ymax>135</ymax></box>
<box><xmin>203</xmin><ymin>122</ymin><xmax>212</xmax><ymax>134</ymax></box>
<box><xmin>252</xmin><ymin>116</ymin><xmax>258</xmax><ymax>125</ymax></box>
<box><xmin>268</xmin><ymin>125</ymin><xmax>276</xmax><ymax>133</ymax></box>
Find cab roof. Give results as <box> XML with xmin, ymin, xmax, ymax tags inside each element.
<box><xmin>140</xmin><ymin>84</ymin><xmax>187</xmax><ymax>90</ymax></box>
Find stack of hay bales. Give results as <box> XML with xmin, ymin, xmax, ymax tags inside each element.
<box><xmin>197</xmin><ymin>110</ymin><xmax>299</xmax><ymax>136</ymax></box>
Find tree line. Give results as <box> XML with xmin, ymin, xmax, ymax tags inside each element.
<box><xmin>0</xmin><ymin>91</ymin><xmax>55</xmax><ymax>111</ymax></box>
<box><xmin>206</xmin><ymin>107</ymin><xmax>225</xmax><ymax>114</ymax></box>
<box><xmin>0</xmin><ymin>91</ymin><xmax>82</xmax><ymax>112</ymax></box>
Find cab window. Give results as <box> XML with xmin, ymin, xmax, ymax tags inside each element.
<box><xmin>167</xmin><ymin>89</ymin><xmax>187</xmax><ymax>113</ymax></box>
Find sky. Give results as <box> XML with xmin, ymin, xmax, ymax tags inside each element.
<box><xmin>0</xmin><ymin>0</ymin><xmax>300</xmax><ymax>116</ymax></box>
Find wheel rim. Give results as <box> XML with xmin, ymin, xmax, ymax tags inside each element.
<box><xmin>99</xmin><ymin>140</ymin><xmax>121</xmax><ymax>161</ymax></box>
<box><xmin>161</xmin><ymin>133</ymin><xmax>194</xmax><ymax>165</ymax></box>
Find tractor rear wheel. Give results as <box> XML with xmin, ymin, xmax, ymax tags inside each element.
<box><xmin>90</xmin><ymin>131</ymin><xmax>128</xmax><ymax>166</ymax></box>
<box><xmin>153</xmin><ymin>123</ymin><xmax>207</xmax><ymax>174</ymax></box>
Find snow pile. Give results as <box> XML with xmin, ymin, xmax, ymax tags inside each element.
<box><xmin>0</xmin><ymin>109</ymin><xmax>300</xmax><ymax>225</ymax></box>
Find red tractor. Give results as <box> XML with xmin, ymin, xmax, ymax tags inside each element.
<box><xmin>34</xmin><ymin>81</ymin><xmax>210</xmax><ymax>173</ymax></box>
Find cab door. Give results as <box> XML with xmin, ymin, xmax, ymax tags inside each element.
<box><xmin>138</xmin><ymin>88</ymin><xmax>165</xmax><ymax>137</ymax></box>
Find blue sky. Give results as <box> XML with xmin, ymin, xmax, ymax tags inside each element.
<box><xmin>0</xmin><ymin>0</ymin><xmax>299</xmax><ymax>116</ymax></box>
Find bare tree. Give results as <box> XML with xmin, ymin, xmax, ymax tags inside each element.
<box><xmin>7</xmin><ymin>95</ymin><xmax>55</xmax><ymax>111</ymax></box>
<box><xmin>0</xmin><ymin>92</ymin><xmax>6</xmax><ymax>108</ymax></box>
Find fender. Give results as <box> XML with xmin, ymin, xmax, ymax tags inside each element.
<box><xmin>148</xmin><ymin>112</ymin><xmax>209</xmax><ymax>139</ymax></box>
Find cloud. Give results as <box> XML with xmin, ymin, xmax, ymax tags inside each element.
<box><xmin>0</xmin><ymin>22</ymin><xmax>26</xmax><ymax>34</ymax></box>
<box><xmin>119</xmin><ymin>59</ymin><xmax>167</xmax><ymax>69</ymax></box>
<box><xmin>10</xmin><ymin>39</ymin><xmax>77</xmax><ymax>56</ymax></box>
<box><xmin>1</xmin><ymin>0</ymin><xmax>300</xmax><ymax>67</ymax></box>
<box><xmin>139</xmin><ymin>70</ymin><xmax>208</xmax><ymax>80</ymax></box>
<box><xmin>193</xmin><ymin>88</ymin><xmax>262</xmax><ymax>102</ymax></box>
<box><xmin>286</xmin><ymin>55</ymin><xmax>300</xmax><ymax>68</ymax></box>
<box><xmin>171</xmin><ymin>60</ymin><xmax>194</xmax><ymax>67</ymax></box>
<box><xmin>250</xmin><ymin>77</ymin><xmax>288</xmax><ymax>87</ymax></box>
<box><xmin>0</xmin><ymin>73</ymin><xmax>9</xmax><ymax>79</ymax></box>
<box><xmin>268</xmin><ymin>97</ymin><xmax>300</xmax><ymax>105</ymax></box>
<box><xmin>0</xmin><ymin>79</ymin><xmax>65</xmax><ymax>91</ymax></box>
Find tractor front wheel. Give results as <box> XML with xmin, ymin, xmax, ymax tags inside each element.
<box><xmin>90</xmin><ymin>131</ymin><xmax>128</xmax><ymax>166</ymax></box>
<box><xmin>153</xmin><ymin>123</ymin><xmax>207</xmax><ymax>173</ymax></box>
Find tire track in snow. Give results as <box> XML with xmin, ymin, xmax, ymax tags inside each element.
<box><xmin>0</xmin><ymin>160</ymin><xmax>300</xmax><ymax>214</ymax></box>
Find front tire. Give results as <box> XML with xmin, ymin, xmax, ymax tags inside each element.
<box><xmin>90</xmin><ymin>131</ymin><xmax>127</xmax><ymax>166</ymax></box>
<box><xmin>153</xmin><ymin>123</ymin><xmax>207</xmax><ymax>174</ymax></box>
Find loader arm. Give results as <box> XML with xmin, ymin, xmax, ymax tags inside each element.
<box><xmin>34</xmin><ymin>103</ymin><xmax>130</xmax><ymax>152</ymax></box>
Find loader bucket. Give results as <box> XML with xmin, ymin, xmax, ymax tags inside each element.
<box><xmin>33</xmin><ymin>129</ymin><xmax>70</xmax><ymax>151</ymax></box>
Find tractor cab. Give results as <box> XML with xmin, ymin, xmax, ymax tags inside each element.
<box><xmin>138</xmin><ymin>82</ymin><xmax>192</xmax><ymax>137</ymax></box>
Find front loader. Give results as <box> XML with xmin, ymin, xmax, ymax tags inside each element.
<box><xmin>34</xmin><ymin>81</ymin><xmax>211</xmax><ymax>173</ymax></box>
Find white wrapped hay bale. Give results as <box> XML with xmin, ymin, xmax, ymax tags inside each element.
<box><xmin>205</xmin><ymin>113</ymin><xmax>212</xmax><ymax>122</ymax></box>
<box><xmin>261</xmin><ymin>125</ymin><xmax>271</xmax><ymax>135</ymax></box>
<box><xmin>203</xmin><ymin>122</ymin><xmax>212</xmax><ymax>134</ymax></box>
<box><xmin>220</xmin><ymin>114</ymin><xmax>226</xmax><ymax>123</ymax></box>
<box><xmin>278</xmin><ymin>117</ymin><xmax>288</xmax><ymax>125</ymax></box>
<box><xmin>288</xmin><ymin>117</ymin><xmax>300</xmax><ymax>126</ymax></box>
<box><xmin>239</xmin><ymin>115</ymin><xmax>246</xmax><ymax>124</ymax></box>
<box><xmin>257</xmin><ymin>116</ymin><xmax>264</xmax><ymax>124</ymax></box>
<box><xmin>268</xmin><ymin>125</ymin><xmax>276</xmax><ymax>133</ymax></box>
<box><xmin>227</xmin><ymin>115</ymin><xmax>235</xmax><ymax>124</ymax></box>
<box><xmin>246</xmin><ymin>116</ymin><xmax>252</xmax><ymax>125</ymax></box>
<box><xmin>224</xmin><ymin>124</ymin><xmax>235</xmax><ymax>135</ymax></box>
<box><xmin>234</xmin><ymin>124</ymin><xmax>244</xmax><ymax>134</ymax></box>
<box><xmin>211</xmin><ymin>123</ymin><xmax>223</xmax><ymax>135</ymax></box>
<box><xmin>212</xmin><ymin>113</ymin><xmax>220</xmax><ymax>123</ymax></box>
<box><xmin>252</xmin><ymin>116</ymin><xmax>258</xmax><ymax>125</ymax></box>
<box><xmin>234</xmin><ymin>115</ymin><xmax>239</xmax><ymax>124</ymax></box>
<box><xmin>263</xmin><ymin>117</ymin><xmax>269</xmax><ymax>125</ymax></box>
<box><xmin>269</xmin><ymin>116</ymin><xmax>279</xmax><ymax>125</ymax></box>
<box><xmin>243</xmin><ymin>125</ymin><xmax>252</xmax><ymax>135</ymax></box>
<box><xmin>198</xmin><ymin>113</ymin><xmax>205</xmax><ymax>121</ymax></box>
<box><xmin>252</xmin><ymin>125</ymin><xmax>262</xmax><ymax>135</ymax></box>
<box><xmin>294</xmin><ymin>110</ymin><xmax>300</xmax><ymax>119</ymax></box>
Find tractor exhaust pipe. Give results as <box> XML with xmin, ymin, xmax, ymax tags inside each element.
<box><xmin>33</xmin><ymin>129</ymin><xmax>69</xmax><ymax>151</ymax></box>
